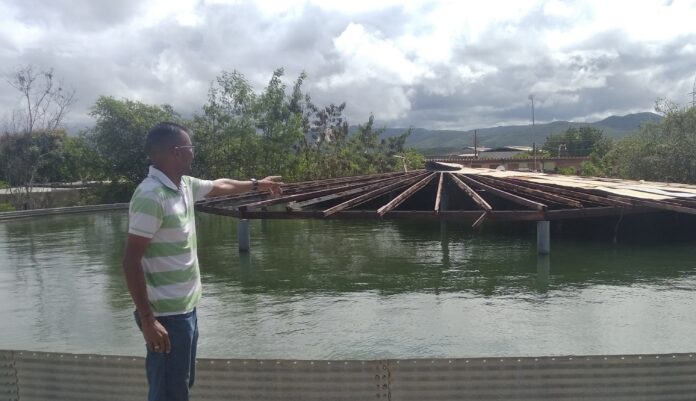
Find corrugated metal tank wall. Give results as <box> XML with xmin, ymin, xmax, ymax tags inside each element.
<box><xmin>4</xmin><ymin>350</ymin><xmax>696</xmax><ymax>401</ymax></box>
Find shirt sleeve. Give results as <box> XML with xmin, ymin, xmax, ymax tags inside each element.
<box><xmin>128</xmin><ymin>192</ymin><xmax>164</xmax><ymax>238</ymax></box>
<box><xmin>186</xmin><ymin>176</ymin><xmax>214</xmax><ymax>202</ymax></box>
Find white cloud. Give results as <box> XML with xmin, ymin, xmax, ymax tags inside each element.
<box><xmin>543</xmin><ymin>0</ymin><xmax>576</xmax><ymax>18</ymax></box>
<box><xmin>307</xmin><ymin>0</ymin><xmax>412</xmax><ymax>14</ymax></box>
<box><xmin>583</xmin><ymin>0</ymin><xmax>696</xmax><ymax>42</ymax></box>
<box><xmin>457</xmin><ymin>64</ymin><xmax>498</xmax><ymax>84</ymax></box>
<box><xmin>323</xmin><ymin>23</ymin><xmax>429</xmax><ymax>87</ymax></box>
<box><xmin>1</xmin><ymin>0</ymin><xmax>695</xmax><ymax>131</ymax></box>
<box><xmin>0</xmin><ymin>3</ymin><xmax>45</xmax><ymax>52</ymax></box>
<box><xmin>140</xmin><ymin>0</ymin><xmax>204</xmax><ymax>27</ymax></box>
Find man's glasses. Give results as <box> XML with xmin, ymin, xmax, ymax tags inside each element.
<box><xmin>174</xmin><ymin>145</ymin><xmax>195</xmax><ymax>152</ymax></box>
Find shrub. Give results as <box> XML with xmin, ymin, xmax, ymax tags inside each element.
<box><xmin>0</xmin><ymin>203</ymin><xmax>16</xmax><ymax>212</ymax></box>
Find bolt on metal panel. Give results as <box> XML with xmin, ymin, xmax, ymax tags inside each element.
<box><xmin>1</xmin><ymin>351</ymin><xmax>19</xmax><ymax>401</ymax></box>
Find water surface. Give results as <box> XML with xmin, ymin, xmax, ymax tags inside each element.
<box><xmin>1</xmin><ymin>211</ymin><xmax>695</xmax><ymax>359</ymax></box>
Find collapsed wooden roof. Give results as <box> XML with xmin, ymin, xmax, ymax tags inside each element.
<box><xmin>195</xmin><ymin>164</ymin><xmax>696</xmax><ymax>227</ymax></box>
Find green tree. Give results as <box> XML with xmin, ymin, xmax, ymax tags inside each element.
<box><xmin>542</xmin><ymin>126</ymin><xmax>605</xmax><ymax>157</ymax></box>
<box><xmin>54</xmin><ymin>133</ymin><xmax>104</xmax><ymax>183</ymax></box>
<box><xmin>541</xmin><ymin>126</ymin><xmax>614</xmax><ymax>176</ymax></box>
<box><xmin>168</xmin><ymin>69</ymin><xmax>420</xmax><ymax>185</ymax></box>
<box><xmin>580</xmin><ymin>136</ymin><xmax>614</xmax><ymax>176</ymax></box>
<box><xmin>351</xmin><ymin>116</ymin><xmax>411</xmax><ymax>175</ymax></box>
<box><xmin>0</xmin><ymin>130</ymin><xmax>66</xmax><ymax>209</ymax></box>
<box><xmin>191</xmin><ymin>70</ymin><xmax>263</xmax><ymax>180</ymax></box>
<box><xmin>90</xmin><ymin>96</ymin><xmax>179</xmax><ymax>189</ymax></box>
<box><xmin>254</xmin><ymin>69</ymin><xmax>309</xmax><ymax>179</ymax></box>
<box><xmin>604</xmin><ymin>102</ymin><xmax>696</xmax><ymax>182</ymax></box>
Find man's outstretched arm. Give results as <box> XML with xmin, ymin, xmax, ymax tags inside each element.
<box><xmin>206</xmin><ymin>176</ymin><xmax>283</xmax><ymax>198</ymax></box>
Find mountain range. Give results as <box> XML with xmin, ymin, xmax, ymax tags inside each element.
<box><xmin>376</xmin><ymin>112</ymin><xmax>662</xmax><ymax>156</ymax></box>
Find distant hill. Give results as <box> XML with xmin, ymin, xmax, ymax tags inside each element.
<box><xmin>373</xmin><ymin>112</ymin><xmax>662</xmax><ymax>156</ymax></box>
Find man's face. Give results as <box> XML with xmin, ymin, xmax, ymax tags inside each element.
<box><xmin>172</xmin><ymin>131</ymin><xmax>194</xmax><ymax>175</ymax></box>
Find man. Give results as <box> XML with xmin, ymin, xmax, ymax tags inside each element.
<box><xmin>122</xmin><ymin>122</ymin><xmax>282</xmax><ymax>401</ymax></box>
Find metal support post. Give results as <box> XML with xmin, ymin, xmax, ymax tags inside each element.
<box><xmin>536</xmin><ymin>254</ymin><xmax>550</xmax><ymax>289</ymax></box>
<box><xmin>238</xmin><ymin>219</ymin><xmax>250</xmax><ymax>252</ymax></box>
<box><xmin>537</xmin><ymin>220</ymin><xmax>550</xmax><ymax>255</ymax></box>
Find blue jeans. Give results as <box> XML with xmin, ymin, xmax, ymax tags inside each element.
<box><xmin>135</xmin><ymin>309</ymin><xmax>199</xmax><ymax>401</ymax></box>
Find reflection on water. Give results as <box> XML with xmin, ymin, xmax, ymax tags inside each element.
<box><xmin>537</xmin><ymin>254</ymin><xmax>550</xmax><ymax>290</ymax></box>
<box><xmin>2</xmin><ymin>211</ymin><xmax>696</xmax><ymax>359</ymax></box>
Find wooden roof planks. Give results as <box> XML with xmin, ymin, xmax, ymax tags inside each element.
<box><xmin>195</xmin><ymin>168</ymin><xmax>696</xmax><ymax>226</ymax></box>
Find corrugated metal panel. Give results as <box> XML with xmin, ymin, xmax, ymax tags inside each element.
<box><xmin>12</xmin><ymin>351</ymin><xmax>387</xmax><ymax>401</ymax></box>
<box><xmin>9</xmin><ymin>350</ymin><xmax>696</xmax><ymax>401</ymax></box>
<box><xmin>389</xmin><ymin>354</ymin><xmax>696</xmax><ymax>401</ymax></box>
<box><xmin>193</xmin><ymin>359</ymin><xmax>388</xmax><ymax>400</ymax></box>
<box><xmin>14</xmin><ymin>351</ymin><xmax>146</xmax><ymax>401</ymax></box>
<box><xmin>1</xmin><ymin>351</ymin><xmax>19</xmax><ymax>401</ymax></box>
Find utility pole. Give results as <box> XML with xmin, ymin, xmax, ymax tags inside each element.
<box><xmin>474</xmin><ymin>130</ymin><xmax>478</xmax><ymax>158</ymax></box>
<box><xmin>529</xmin><ymin>94</ymin><xmax>536</xmax><ymax>171</ymax></box>
<box><xmin>690</xmin><ymin>76</ymin><xmax>696</xmax><ymax>107</ymax></box>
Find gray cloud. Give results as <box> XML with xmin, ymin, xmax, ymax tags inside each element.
<box><xmin>1</xmin><ymin>1</ymin><xmax>695</xmax><ymax>133</ymax></box>
<box><xmin>391</xmin><ymin>10</ymin><xmax>696</xmax><ymax>129</ymax></box>
<box><xmin>9</xmin><ymin>0</ymin><xmax>144</xmax><ymax>31</ymax></box>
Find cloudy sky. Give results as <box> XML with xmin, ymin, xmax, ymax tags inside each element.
<box><xmin>1</xmin><ymin>0</ymin><xmax>695</xmax><ymax>131</ymax></box>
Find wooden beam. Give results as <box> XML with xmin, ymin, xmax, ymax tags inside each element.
<box><xmin>457</xmin><ymin>174</ymin><xmax>547</xmax><ymax>210</ymax></box>
<box><xmin>267</xmin><ymin>174</ymin><xmax>403</xmax><ymax>197</ymax></box>
<box><xmin>196</xmin><ymin>195</ymin><xmax>662</xmax><ymax>222</ymax></box>
<box><xmin>377</xmin><ymin>173</ymin><xmax>436</xmax><ymax>216</ymax></box>
<box><xmin>196</xmin><ymin>191</ymin><xmax>269</xmax><ymax>207</ymax></box>
<box><xmin>282</xmin><ymin>170</ymin><xmax>416</xmax><ymax>189</ymax></box>
<box><xmin>475</xmin><ymin>175</ymin><xmax>584</xmax><ymax>208</ymax></box>
<box><xmin>238</xmin><ymin>180</ymin><xmax>385</xmax><ymax>211</ymax></box>
<box><xmin>288</xmin><ymin>175</ymin><xmax>411</xmax><ymax>210</ymax></box>
<box><xmin>666</xmin><ymin>197</ymin><xmax>696</xmax><ymax>210</ymax></box>
<box><xmin>447</xmin><ymin>173</ymin><xmax>493</xmax><ymax>211</ymax></box>
<box><xmin>323</xmin><ymin>172</ymin><xmax>430</xmax><ymax>217</ymax></box>
<box><xmin>502</xmin><ymin>178</ymin><xmax>630</xmax><ymax>207</ymax></box>
<box><xmin>276</xmin><ymin>171</ymin><xmax>407</xmax><ymax>191</ymax></box>
<box><xmin>544</xmin><ymin>206</ymin><xmax>654</xmax><ymax>220</ymax></box>
<box><xmin>471</xmin><ymin>211</ymin><xmax>488</xmax><ymax>228</ymax></box>
<box><xmin>229</xmin><ymin>207</ymin><xmax>649</xmax><ymax>221</ymax></box>
<box><xmin>200</xmin><ymin>171</ymin><xmax>421</xmax><ymax>208</ymax></box>
<box><xmin>229</xmin><ymin>210</ymin><xmax>546</xmax><ymax>221</ymax></box>
<box><xmin>447</xmin><ymin>173</ymin><xmax>492</xmax><ymax>228</ymax></box>
<box><xmin>434</xmin><ymin>173</ymin><xmax>444</xmax><ymax>213</ymax></box>
<box><xmin>634</xmin><ymin>199</ymin><xmax>696</xmax><ymax>215</ymax></box>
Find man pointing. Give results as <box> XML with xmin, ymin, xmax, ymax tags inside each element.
<box><xmin>122</xmin><ymin>122</ymin><xmax>282</xmax><ymax>401</ymax></box>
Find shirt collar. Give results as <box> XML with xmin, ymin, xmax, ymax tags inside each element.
<box><xmin>148</xmin><ymin>166</ymin><xmax>180</xmax><ymax>191</ymax></box>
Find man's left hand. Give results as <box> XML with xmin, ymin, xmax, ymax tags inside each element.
<box><xmin>259</xmin><ymin>176</ymin><xmax>283</xmax><ymax>197</ymax></box>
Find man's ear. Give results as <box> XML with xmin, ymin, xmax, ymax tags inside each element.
<box><xmin>148</xmin><ymin>148</ymin><xmax>165</xmax><ymax>164</ymax></box>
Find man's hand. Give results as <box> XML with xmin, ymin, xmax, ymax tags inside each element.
<box><xmin>141</xmin><ymin>317</ymin><xmax>171</xmax><ymax>353</ymax></box>
<box><xmin>123</xmin><ymin>234</ymin><xmax>171</xmax><ymax>353</ymax></box>
<box><xmin>259</xmin><ymin>176</ymin><xmax>283</xmax><ymax>197</ymax></box>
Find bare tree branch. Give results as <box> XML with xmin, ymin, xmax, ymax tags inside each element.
<box><xmin>1</xmin><ymin>65</ymin><xmax>76</xmax><ymax>209</ymax></box>
<box><xmin>6</xmin><ymin>65</ymin><xmax>76</xmax><ymax>135</ymax></box>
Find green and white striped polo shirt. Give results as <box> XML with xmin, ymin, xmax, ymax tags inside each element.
<box><xmin>128</xmin><ymin>166</ymin><xmax>213</xmax><ymax>316</ymax></box>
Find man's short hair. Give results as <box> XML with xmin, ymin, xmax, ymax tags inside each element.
<box><xmin>145</xmin><ymin>122</ymin><xmax>191</xmax><ymax>157</ymax></box>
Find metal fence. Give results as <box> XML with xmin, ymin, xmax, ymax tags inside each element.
<box><xmin>3</xmin><ymin>350</ymin><xmax>696</xmax><ymax>400</ymax></box>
